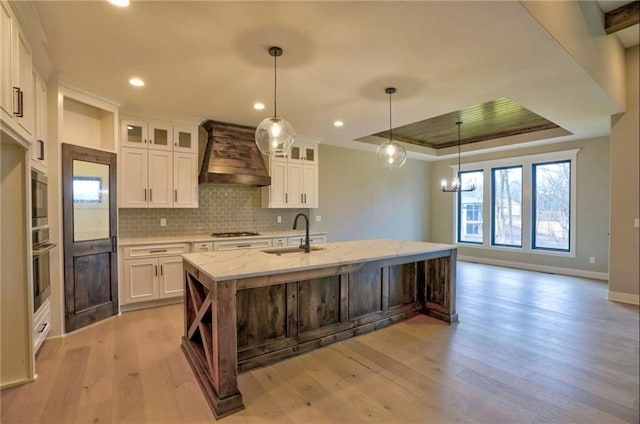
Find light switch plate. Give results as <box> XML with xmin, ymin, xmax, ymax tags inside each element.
<box><xmin>316</xmin><ymin>215</ymin><xmax>322</xmax><ymax>222</ymax></box>
<box><xmin>277</xmin><ymin>216</ymin><xmax>282</xmax><ymax>223</ymax></box>
<box><xmin>635</xmin><ymin>218</ymin><xmax>639</xmax><ymax>228</ymax></box>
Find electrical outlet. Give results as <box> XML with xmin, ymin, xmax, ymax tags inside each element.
<box><xmin>589</xmin><ymin>257</ymin><xmax>595</xmax><ymax>264</ymax></box>
<box><xmin>316</xmin><ymin>215</ymin><xmax>322</xmax><ymax>222</ymax></box>
<box><xmin>277</xmin><ymin>216</ymin><xmax>282</xmax><ymax>223</ymax></box>
<box><xmin>160</xmin><ymin>218</ymin><xmax>166</xmax><ymax>227</ymax></box>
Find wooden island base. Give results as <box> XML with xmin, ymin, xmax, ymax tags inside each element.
<box><xmin>181</xmin><ymin>247</ymin><xmax>457</xmax><ymax>419</ymax></box>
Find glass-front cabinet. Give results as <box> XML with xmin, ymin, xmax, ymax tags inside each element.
<box><xmin>289</xmin><ymin>143</ymin><xmax>317</xmax><ymax>164</ymax></box>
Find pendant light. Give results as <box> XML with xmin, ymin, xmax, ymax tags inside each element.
<box><xmin>441</xmin><ymin>121</ymin><xmax>476</xmax><ymax>192</ymax></box>
<box><xmin>255</xmin><ymin>46</ymin><xmax>295</xmax><ymax>156</ymax></box>
<box><xmin>376</xmin><ymin>87</ymin><xmax>407</xmax><ymax>169</ymax></box>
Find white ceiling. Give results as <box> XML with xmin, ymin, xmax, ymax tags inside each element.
<box><xmin>25</xmin><ymin>1</ymin><xmax>633</xmax><ymax>161</ymax></box>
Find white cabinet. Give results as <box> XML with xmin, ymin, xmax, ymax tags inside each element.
<box><xmin>0</xmin><ymin>0</ymin><xmax>34</xmax><ymax>142</ymax></box>
<box><xmin>33</xmin><ymin>300</ymin><xmax>51</xmax><ymax>354</ymax></box>
<box><xmin>289</xmin><ymin>143</ymin><xmax>317</xmax><ymax>164</ymax></box>
<box><xmin>191</xmin><ymin>241</ymin><xmax>213</xmax><ymax>252</ymax></box>
<box><xmin>120</xmin><ymin>148</ymin><xmax>186</xmax><ymax>208</ymax></box>
<box><xmin>173</xmin><ymin>124</ymin><xmax>199</xmax><ymax>154</ymax></box>
<box><xmin>121</xmin><ymin>243</ymin><xmax>188</xmax><ymax>305</ymax></box>
<box><xmin>288</xmin><ymin>235</ymin><xmax>326</xmax><ymax>247</ymax></box>
<box><xmin>122</xmin><ymin>119</ymin><xmax>198</xmax><ymax>154</ymax></box>
<box><xmin>173</xmin><ymin>152</ymin><xmax>199</xmax><ymax>208</ymax></box>
<box><xmin>119</xmin><ymin>117</ymin><xmax>198</xmax><ymax>208</ymax></box>
<box><xmin>213</xmin><ymin>239</ymin><xmax>272</xmax><ymax>251</ymax></box>
<box><xmin>272</xmin><ymin>237</ymin><xmax>287</xmax><ymax>248</ymax></box>
<box><xmin>262</xmin><ymin>143</ymin><xmax>319</xmax><ymax>209</ymax></box>
<box><xmin>30</xmin><ymin>71</ymin><xmax>47</xmax><ymax>171</ymax></box>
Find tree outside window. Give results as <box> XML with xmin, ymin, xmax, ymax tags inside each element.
<box><xmin>533</xmin><ymin>161</ymin><xmax>570</xmax><ymax>251</ymax></box>
<box><xmin>492</xmin><ymin>166</ymin><xmax>522</xmax><ymax>247</ymax></box>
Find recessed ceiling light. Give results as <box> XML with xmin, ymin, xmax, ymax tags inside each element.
<box><xmin>334</xmin><ymin>120</ymin><xmax>344</xmax><ymax>127</ymax></box>
<box><xmin>253</xmin><ymin>102</ymin><xmax>265</xmax><ymax>110</ymax></box>
<box><xmin>129</xmin><ymin>77</ymin><xmax>144</xmax><ymax>87</ymax></box>
<box><xmin>108</xmin><ymin>0</ymin><xmax>130</xmax><ymax>7</ymax></box>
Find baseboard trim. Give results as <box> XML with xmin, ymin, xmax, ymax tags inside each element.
<box><xmin>458</xmin><ymin>255</ymin><xmax>609</xmax><ymax>281</ymax></box>
<box><xmin>607</xmin><ymin>291</ymin><xmax>640</xmax><ymax>306</ymax></box>
<box><xmin>119</xmin><ymin>296</ymin><xmax>183</xmax><ymax>313</ymax></box>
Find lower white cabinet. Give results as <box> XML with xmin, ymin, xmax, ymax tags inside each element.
<box><xmin>33</xmin><ymin>299</ymin><xmax>51</xmax><ymax>353</ymax></box>
<box><xmin>212</xmin><ymin>239</ymin><xmax>272</xmax><ymax>251</ymax></box>
<box><xmin>288</xmin><ymin>235</ymin><xmax>326</xmax><ymax>247</ymax></box>
<box><xmin>121</xmin><ymin>243</ymin><xmax>188</xmax><ymax>305</ymax></box>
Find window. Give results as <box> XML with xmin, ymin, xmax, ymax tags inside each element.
<box><xmin>532</xmin><ymin>161</ymin><xmax>570</xmax><ymax>251</ymax></box>
<box><xmin>492</xmin><ymin>166</ymin><xmax>522</xmax><ymax>247</ymax></box>
<box><xmin>73</xmin><ymin>177</ymin><xmax>103</xmax><ymax>203</ymax></box>
<box><xmin>457</xmin><ymin>170</ymin><xmax>483</xmax><ymax>244</ymax></box>
<box><xmin>453</xmin><ymin>149</ymin><xmax>577</xmax><ymax>257</ymax></box>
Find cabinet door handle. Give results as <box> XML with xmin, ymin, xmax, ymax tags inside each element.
<box><xmin>149</xmin><ymin>189</ymin><xmax>153</xmax><ymax>202</ymax></box>
<box><xmin>285</xmin><ymin>193</ymin><xmax>288</xmax><ymax>203</ymax></box>
<box><xmin>149</xmin><ymin>249</ymin><xmax>167</xmax><ymax>253</ymax></box>
<box><xmin>111</xmin><ymin>235</ymin><xmax>117</xmax><ymax>253</ymax></box>
<box><xmin>144</xmin><ymin>139</ymin><xmax>147</xmax><ymax>144</ymax></box>
<box><xmin>174</xmin><ymin>189</ymin><xmax>177</xmax><ymax>202</ymax></box>
<box><xmin>38</xmin><ymin>140</ymin><xmax>45</xmax><ymax>160</ymax></box>
<box><xmin>301</xmin><ymin>194</ymin><xmax>304</xmax><ymax>203</ymax></box>
<box><xmin>13</xmin><ymin>87</ymin><xmax>24</xmax><ymax>117</ymax></box>
<box><xmin>160</xmin><ymin>264</ymin><xmax>163</xmax><ymax>276</ymax></box>
<box><xmin>155</xmin><ymin>265</ymin><xmax>158</xmax><ymax>276</ymax></box>
<box><xmin>37</xmin><ymin>323</ymin><xmax>48</xmax><ymax>333</ymax></box>
<box><xmin>236</xmin><ymin>244</ymin><xmax>251</xmax><ymax>248</ymax></box>
<box><xmin>144</xmin><ymin>189</ymin><xmax>147</xmax><ymax>201</ymax></box>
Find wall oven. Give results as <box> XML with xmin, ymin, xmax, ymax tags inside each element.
<box><xmin>31</xmin><ymin>169</ymin><xmax>54</xmax><ymax>312</ymax></box>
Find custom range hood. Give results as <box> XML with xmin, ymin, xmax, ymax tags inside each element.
<box><xmin>199</xmin><ymin>120</ymin><xmax>271</xmax><ymax>187</ymax></box>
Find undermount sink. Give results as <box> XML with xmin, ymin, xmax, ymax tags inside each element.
<box><xmin>262</xmin><ymin>246</ymin><xmax>325</xmax><ymax>255</ymax></box>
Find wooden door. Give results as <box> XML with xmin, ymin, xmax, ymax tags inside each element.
<box><xmin>62</xmin><ymin>143</ymin><xmax>118</xmax><ymax>332</ymax></box>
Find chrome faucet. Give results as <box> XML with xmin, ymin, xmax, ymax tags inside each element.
<box><xmin>292</xmin><ymin>213</ymin><xmax>310</xmax><ymax>253</ymax></box>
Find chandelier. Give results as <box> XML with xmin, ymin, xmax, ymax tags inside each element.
<box><xmin>441</xmin><ymin>121</ymin><xmax>475</xmax><ymax>192</ymax></box>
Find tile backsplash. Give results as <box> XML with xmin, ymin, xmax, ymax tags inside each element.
<box><xmin>119</xmin><ymin>185</ymin><xmax>308</xmax><ymax>237</ymax></box>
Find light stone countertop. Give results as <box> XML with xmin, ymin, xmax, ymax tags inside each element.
<box><xmin>118</xmin><ymin>231</ymin><xmax>328</xmax><ymax>247</ymax></box>
<box><xmin>182</xmin><ymin>239</ymin><xmax>456</xmax><ymax>282</ymax></box>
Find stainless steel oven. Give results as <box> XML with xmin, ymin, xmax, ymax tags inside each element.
<box><xmin>31</xmin><ymin>169</ymin><xmax>54</xmax><ymax>312</ymax></box>
<box><xmin>31</xmin><ymin>169</ymin><xmax>48</xmax><ymax>228</ymax></box>
<box><xmin>32</xmin><ymin>241</ymin><xmax>54</xmax><ymax>312</ymax></box>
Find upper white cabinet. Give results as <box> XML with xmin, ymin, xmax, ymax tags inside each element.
<box><xmin>122</xmin><ymin>118</ymin><xmax>197</xmax><ymax>154</ymax></box>
<box><xmin>262</xmin><ymin>142</ymin><xmax>319</xmax><ymax>209</ymax></box>
<box><xmin>288</xmin><ymin>143</ymin><xmax>317</xmax><ymax>164</ymax></box>
<box><xmin>119</xmin><ymin>117</ymin><xmax>198</xmax><ymax>208</ymax></box>
<box><xmin>30</xmin><ymin>71</ymin><xmax>47</xmax><ymax>172</ymax></box>
<box><xmin>173</xmin><ymin>125</ymin><xmax>198</xmax><ymax>154</ymax></box>
<box><xmin>0</xmin><ymin>0</ymin><xmax>34</xmax><ymax>142</ymax></box>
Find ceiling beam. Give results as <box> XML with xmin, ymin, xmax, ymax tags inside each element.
<box><xmin>605</xmin><ymin>1</ymin><xmax>640</xmax><ymax>34</ymax></box>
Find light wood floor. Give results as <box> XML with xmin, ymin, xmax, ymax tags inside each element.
<box><xmin>2</xmin><ymin>262</ymin><xmax>638</xmax><ymax>423</ymax></box>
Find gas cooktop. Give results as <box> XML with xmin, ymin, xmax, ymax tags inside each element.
<box><xmin>211</xmin><ymin>231</ymin><xmax>260</xmax><ymax>238</ymax></box>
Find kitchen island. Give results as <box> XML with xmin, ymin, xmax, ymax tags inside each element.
<box><xmin>181</xmin><ymin>239</ymin><xmax>457</xmax><ymax>418</ymax></box>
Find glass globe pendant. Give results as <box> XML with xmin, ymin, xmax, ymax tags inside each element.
<box><xmin>376</xmin><ymin>87</ymin><xmax>407</xmax><ymax>169</ymax></box>
<box><xmin>255</xmin><ymin>46</ymin><xmax>295</xmax><ymax>156</ymax></box>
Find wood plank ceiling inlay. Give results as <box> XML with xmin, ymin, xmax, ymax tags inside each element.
<box><xmin>364</xmin><ymin>97</ymin><xmax>560</xmax><ymax>149</ymax></box>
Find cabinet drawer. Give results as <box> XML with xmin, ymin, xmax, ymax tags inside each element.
<box><xmin>192</xmin><ymin>242</ymin><xmax>213</xmax><ymax>252</ymax></box>
<box><xmin>213</xmin><ymin>239</ymin><xmax>272</xmax><ymax>251</ymax></box>
<box><xmin>272</xmin><ymin>238</ymin><xmax>287</xmax><ymax>248</ymax></box>
<box><xmin>33</xmin><ymin>300</ymin><xmax>51</xmax><ymax>353</ymax></box>
<box><xmin>123</xmin><ymin>243</ymin><xmax>189</xmax><ymax>259</ymax></box>
<box><xmin>288</xmin><ymin>235</ymin><xmax>326</xmax><ymax>246</ymax></box>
